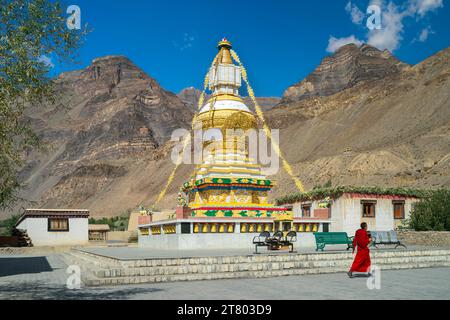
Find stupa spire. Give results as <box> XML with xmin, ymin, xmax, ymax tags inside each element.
<box><xmin>208</xmin><ymin>38</ymin><xmax>241</xmax><ymax>96</ymax></box>
<box><xmin>217</xmin><ymin>38</ymin><xmax>233</xmax><ymax>64</ymax></box>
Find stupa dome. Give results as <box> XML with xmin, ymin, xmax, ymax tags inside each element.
<box><xmin>194</xmin><ymin>39</ymin><xmax>257</xmax><ymax>131</ymax></box>
<box><xmin>199</xmin><ymin>99</ymin><xmax>251</xmax><ymax>114</ymax></box>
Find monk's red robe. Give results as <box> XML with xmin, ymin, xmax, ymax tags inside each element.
<box><xmin>350</xmin><ymin>229</ymin><xmax>371</xmax><ymax>273</ymax></box>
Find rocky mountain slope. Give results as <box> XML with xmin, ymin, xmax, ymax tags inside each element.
<box><xmin>4</xmin><ymin>56</ymin><xmax>194</xmax><ymax>218</ymax></box>
<box><xmin>281</xmin><ymin>44</ymin><xmax>409</xmax><ymax>103</ymax></box>
<box><xmin>2</xmin><ymin>44</ymin><xmax>449</xmax><ymax>218</ymax></box>
<box><xmin>267</xmin><ymin>45</ymin><xmax>450</xmax><ymax>198</ymax></box>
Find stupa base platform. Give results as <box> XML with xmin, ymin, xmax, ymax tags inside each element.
<box><xmin>138</xmin><ymin>217</ymin><xmax>330</xmax><ymax>250</ymax></box>
<box><xmin>139</xmin><ymin>233</ymin><xmax>317</xmax><ymax>250</ymax></box>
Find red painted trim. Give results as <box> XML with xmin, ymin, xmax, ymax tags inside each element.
<box><xmin>190</xmin><ymin>217</ymin><xmax>273</xmax><ymax>221</ymax></box>
<box><xmin>195</xmin><ymin>184</ymin><xmax>272</xmax><ymax>189</ymax></box>
<box><xmin>192</xmin><ymin>207</ymin><xmax>289</xmax><ymax>211</ymax></box>
<box><xmin>343</xmin><ymin>193</ymin><xmax>418</xmax><ymax>200</ymax></box>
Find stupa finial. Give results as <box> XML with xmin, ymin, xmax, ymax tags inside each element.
<box><xmin>218</xmin><ymin>38</ymin><xmax>232</xmax><ymax>49</ymax></box>
<box><xmin>217</xmin><ymin>38</ymin><xmax>233</xmax><ymax>64</ymax></box>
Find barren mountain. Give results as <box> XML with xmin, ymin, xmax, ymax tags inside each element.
<box><xmin>177</xmin><ymin>87</ymin><xmax>204</xmax><ymax>111</ymax></box>
<box><xmin>267</xmin><ymin>45</ymin><xmax>450</xmax><ymax>198</ymax></box>
<box><xmin>2</xmin><ymin>56</ymin><xmax>194</xmax><ymax>218</ymax></box>
<box><xmin>281</xmin><ymin>44</ymin><xmax>409</xmax><ymax>103</ymax></box>
<box><xmin>1</xmin><ymin>44</ymin><xmax>449</xmax><ymax>218</ymax></box>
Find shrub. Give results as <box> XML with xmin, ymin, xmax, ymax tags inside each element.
<box><xmin>89</xmin><ymin>212</ymin><xmax>130</xmax><ymax>231</ymax></box>
<box><xmin>409</xmin><ymin>189</ymin><xmax>450</xmax><ymax>231</ymax></box>
<box><xmin>276</xmin><ymin>186</ymin><xmax>432</xmax><ymax>205</ymax></box>
<box><xmin>0</xmin><ymin>214</ymin><xmax>21</xmax><ymax>236</ymax></box>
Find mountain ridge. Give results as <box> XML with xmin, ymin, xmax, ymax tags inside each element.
<box><xmin>280</xmin><ymin>43</ymin><xmax>410</xmax><ymax>105</ymax></box>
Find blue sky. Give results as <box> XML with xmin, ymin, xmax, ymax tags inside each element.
<box><xmin>53</xmin><ymin>0</ymin><xmax>450</xmax><ymax>97</ymax></box>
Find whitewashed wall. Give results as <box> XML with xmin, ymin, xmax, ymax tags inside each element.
<box><xmin>292</xmin><ymin>196</ymin><xmax>418</xmax><ymax>236</ymax></box>
<box><xmin>292</xmin><ymin>201</ymin><xmax>322</xmax><ymax>218</ymax></box>
<box><xmin>330</xmin><ymin>197</ymin><xmax>418</xmax><ymax>235</ymax></box>
<box><xmin>139</xmin><ymin>233</ymin><xmax>316</xmax><ymax>250</ymax></box>
<box><xmin>17</xmin><ymin>218</ymin><xmax>89</xmax><ymax>246</ymax></box>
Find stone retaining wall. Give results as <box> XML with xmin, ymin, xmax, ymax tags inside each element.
<box><xmin>398</xmin><ymin>230</ymin><xmax>450</xmax><ymax>246</ymax></box>
<box><xmin>64</xmin><ymin>249</ymin><xmax>450</xmax><ymax>286</ymax></box>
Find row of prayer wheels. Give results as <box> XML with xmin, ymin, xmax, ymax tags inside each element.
<box><xmin>193</xmin><ymin>223</ymin><xmax>235</xmax><ymax>233</ymax></box>
<box><xmin>147</xmin><ymin>222</ymin><xmax>321</xmax><ymax>235</ymax></box>
<box><xmin>150</xmin><ymin>224</ymin><xmax>176</xmax><ymax>235</ymax></box>
<box><xmin>294</xmin><ymin>223</ymin><xmax>319</xmax><ymax>233</ymax></box>
<box><xmin>240</xmin><ymin>223</ymin><xmax>320</xmax><ymax>233</ymax></box>
<box><xmin>151</xmin><ymin>226</ymin><xmax>161</xmax><ymax>235</ymax></box>
<box><xmin>163</xmin><ymin>225</ymin><xmax>176</xmax><ymax>234</ymax></box>
<box><xmin>240</xmin><ymin>223</ymin><xmax>273</xmax><ymax>233</ymax></box>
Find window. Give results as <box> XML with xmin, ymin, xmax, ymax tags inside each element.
<box><xmin>302</xmin><ymin>204</ymin><xmax>311</xmax><ymax>218</ymax></box>
<box><xmin>393</xmin><ymin>201</ymin><xmax>405</xmax><ymax>219</ymax></box>
<box><xmin>48</xmin><ymin>218</ymin><xmax>69</xmax><ymax>232</ymax></box>
<box><xmin>361</xmin><ymin>201</ymin><xmax>376</xmax><ymax>218</ymax></box>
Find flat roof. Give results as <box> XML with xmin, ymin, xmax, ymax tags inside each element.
<box><xmin>89</xmin><ymin>224</ymin><xmax>110</xmax><ymax>231</ymax></box>
<box><xmin>25</xmin><ymin>209</ymin><xmax>89</xmax><ymax>213</ymax></box>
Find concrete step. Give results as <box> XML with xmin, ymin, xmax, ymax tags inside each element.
<box><xmin>64</xmin><ymin>250</ymin><xmax>120</xmax><ymax>269</ymax></box>
<box><xmin>90</xmin><ymin>254</ymin><xmax>450</xmax><ymax>279</ymax></box>
<box><xmin>82</xmin><ymin>249</ymin><xmax>450</xmax><ymax>269</ymax></box>
<box><xmin>83</xmin><ymin>261</ymin><xmax>450</xmax><ymax>287</ymax></box>
<box><xmin>66</xmin><ymin>249</ymin><xmax>450</xmax><ymax>286</ymax></box>
<box><xmin>62</xmin><ymin>252</ymin><xmax>104</xmax><ymax>279</ymax></box>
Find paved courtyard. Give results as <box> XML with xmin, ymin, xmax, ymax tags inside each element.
<box><xmin>0</xmin><ymin>254</ymin><xmax>449</xmax><ymax>300</ymax></box>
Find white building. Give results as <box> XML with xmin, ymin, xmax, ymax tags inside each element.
<box><xmin>280</xmin><ymin>190</ymin><xmax>421</xmax><ymax>236</ymax></box>
<box><xmin>15</xmin><ymin>209</ymin><xmax>89</xmax><ymax>246</ymax></box>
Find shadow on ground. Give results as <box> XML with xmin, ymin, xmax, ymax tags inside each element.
<box><xmin>0</xmin><ymin>281</ymin><xmax>164</xmax><ymax>300</ymax></box>
<box><xmin>0</xmin><ymin>257</ymin><xmax>53</xmax><ymax>277</ymax></box>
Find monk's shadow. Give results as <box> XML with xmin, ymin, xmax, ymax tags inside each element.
<box><xmin>351</xmin><ymin>273</ymin><xmax>372</xmax><ymax>278</ymax></box>
<box><xmin>0</xmin><ymin>257</ymin><xmax>52</xmax><ymax>277</ymax></box>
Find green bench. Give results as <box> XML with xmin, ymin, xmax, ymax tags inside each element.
<box><xmin>314</xmin><ymin>232</ymin><xmax>354</xmax><ymax>251</ymax></box>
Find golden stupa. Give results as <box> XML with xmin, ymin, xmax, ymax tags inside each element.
<box><xmin>181</xmin><ymin>39</ymin><xmax>286</xmax><ymax>219</ymax></box>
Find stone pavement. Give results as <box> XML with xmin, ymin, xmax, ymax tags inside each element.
<box><xmin>0</xmin><ymin>254</ymin><xmax>449</xmax><ymax>300</ymax></box>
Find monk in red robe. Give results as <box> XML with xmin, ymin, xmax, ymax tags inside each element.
<box><xmin>348</xmin><ymin>222</ymin><xmax>371</xmax><ymax>278</ymax></box>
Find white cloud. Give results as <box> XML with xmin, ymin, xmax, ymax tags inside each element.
<box><xmin>328</xmin><ymin>0</ymin><xmax>444</xmax><ymax>53</ymax></box>
<box><xmin>417</xmin><ymin>27</ymin><xmax>435</xmax><ymax>42</ymax></box>
<box><xmin>367</xmin><ymin>1</ymin><xmax>405</xmax><ymax>51</ymax></box>
<box><xmin>346</xmin><ymin>1</ymin><xmax>365</xmax><ymax>24</ymax></box>
<box><xmin>172</xmin><ymin>33</ymin><xmax>197</xmax><ymax>51</ymax></box>
<box><xmin>326</xmin><ymin>35</ymin><xmax>363</xmax><ymax>53</ymax></box>
<box><xmin>409</xmin><ymin>0</ymin><xmax>443</xmax><ymax>17</ymax></box>
<box><xmin>38</xmin><ymin>55</ymin><xmax>54</xmax><ymax>68</ymax></box>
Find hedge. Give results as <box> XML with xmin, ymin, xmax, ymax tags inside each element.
<box><xmin>275</xmin><ymin>186</ymin><xmax>435</xmax><ymax>205</ymax></box>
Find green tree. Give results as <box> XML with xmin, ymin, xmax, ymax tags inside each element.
<box><xmin>0</xmin><ymin>0</ymin><xmax>85</xmax><ymax>209</ymax></box>
<box><xmin>409</xmin><ymin>190</ymin><xmax>450</xmax><ymax>231</ymax></box>
<box><xmin>0</xmin><ymin>214</ymin><xmax>20</xmax><ymax>235</ymax></box>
